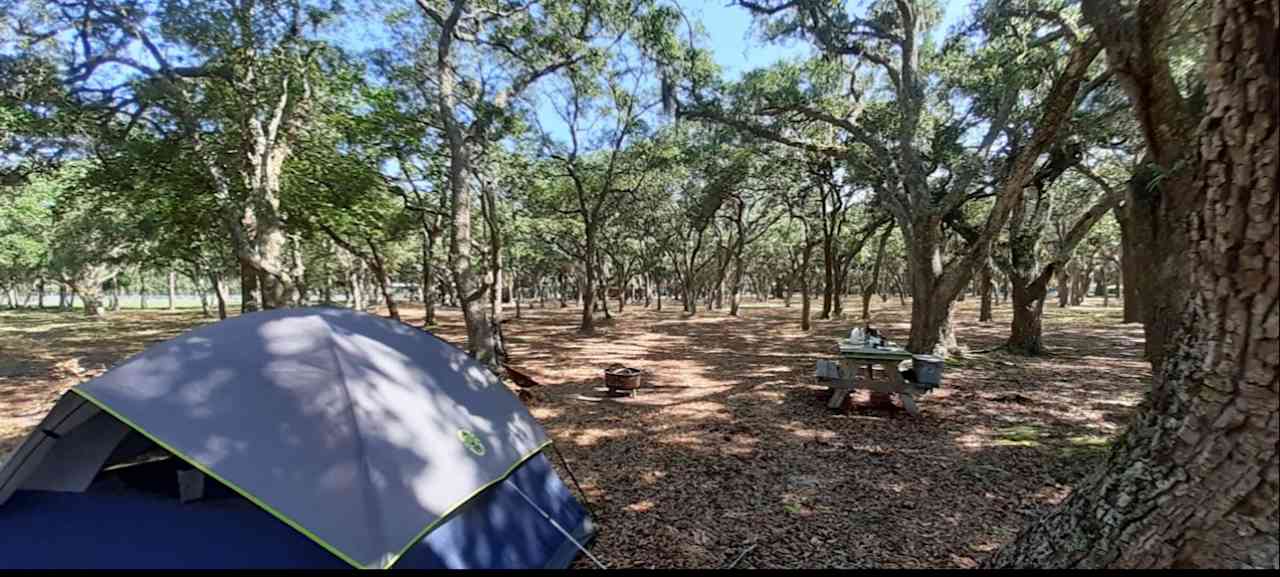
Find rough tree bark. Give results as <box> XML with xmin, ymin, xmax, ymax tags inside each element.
<box><xmin>988</xmin><ymin>0</ymin><xmax>1278</xmax><ymax>567</ymax></box>
<box><xmin>978</xmin><ymin>256</ymin><xmax>995</xmax><ymax>322</ymax></box>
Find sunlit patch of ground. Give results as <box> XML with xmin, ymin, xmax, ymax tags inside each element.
<box><xmin>1</xmin><ymin>296</ymin><xmax>1148</xmax><ymax>568</ymax></box>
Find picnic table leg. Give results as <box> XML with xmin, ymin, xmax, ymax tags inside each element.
<box><xmin>867</xmin><ymin>361</ymin><xmax>894</xmax><ymax>407</ymax></box>
<box><xmin>827</xmin><ymin>388</ymin><xmax>851</xmax><ymax>409</ymax></box>
<box><xmin>824</xmin><ymin>359</ymin><xmax>859</xmax><ymax>410</ymax></box>
<box><xmin>899</xmin><ymin>392</ymin><xmax>920</xmax><ymax>417</ymax></box>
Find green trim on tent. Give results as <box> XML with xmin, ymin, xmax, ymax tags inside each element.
<box><xmin>69</xmin><ymin>388</ymin><xmax>365</xmax><ymax>569</ymax></box>
<box><xmin>71</xmin><ymin>387</ymin><xmax>556</xmax><ymax>570</ymax></box>
<box><xmin>383</xmin><ymin>440</ymin><xmax>554</xmax><ymax>569</ymax></box>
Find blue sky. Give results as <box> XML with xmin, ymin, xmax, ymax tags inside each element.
<box><xmin>694</xmin><ymin>0</ymin><xmax>970</xmax><ymax>80</ymax></box>
<box><xmin>533</xmin><ymin>0</ymin><xmax>972</xmax><ymax>145</ymax></box>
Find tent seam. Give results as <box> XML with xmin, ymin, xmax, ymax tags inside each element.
<box><xmin>323</xmin><ymin>324</ymin><xmax>393</xmax><ymax>569</ymax></box>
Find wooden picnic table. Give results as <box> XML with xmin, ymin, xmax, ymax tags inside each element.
<box><xmin>816</xmin><ymin>340</ymin><xmax>932</xmax><ymax>416</ymax></box>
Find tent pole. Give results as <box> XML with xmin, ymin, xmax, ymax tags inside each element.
<box><xmin>508</xmin><ymin>482</ymin><xmax>608</xmax><ymax>570</ymax></box>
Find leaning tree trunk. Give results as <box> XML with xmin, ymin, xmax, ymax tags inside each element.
<box><xmin>210</xmin><ymin>273</ymin><xmax>228</xmax><ymax>320</ymax></box>
<box><xmin>368</xmin><ymin>242</ymin><xmax>400</xmax><ymax>322</ymax></box>
<box><xmin>988</xmin><ymin>1</ymin><xmax>1278</xmax><ymax>567</ymax></box>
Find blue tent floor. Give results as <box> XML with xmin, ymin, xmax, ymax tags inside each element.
<box><xmin>0</xmin><ymin>489</ymin><xmax>350</xmax><ymax>569</ymax></box>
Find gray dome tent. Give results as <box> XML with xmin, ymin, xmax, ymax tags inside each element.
<box><xmin>0</xmin><ymin>308</ymin><xmax>596</xmax><ymax>569</ymax></box>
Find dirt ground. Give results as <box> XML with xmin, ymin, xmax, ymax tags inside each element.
<box><xmin>0</xmin><ymin>296</ymin><xmax>1148</xmax><ymax>568</ymax></box>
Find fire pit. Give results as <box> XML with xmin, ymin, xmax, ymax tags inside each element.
<box><xmin>604</xmin><ymin>364</ymin><xmax>643</xmax><ymax>396</ymax></box>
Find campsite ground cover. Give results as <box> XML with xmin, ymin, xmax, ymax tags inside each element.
<box><xmin>0</xmin><ymin>297</ymin><xmax>1147</xmax><ymax>568</ymax></box>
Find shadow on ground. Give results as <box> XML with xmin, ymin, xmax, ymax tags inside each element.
<box><xmin>1</xmin><ymin>296</ymin><xmax>1148</xmax><ymax>568</ymax></box>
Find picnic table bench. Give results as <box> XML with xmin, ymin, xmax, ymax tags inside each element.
<box><xmin>815</xmin><ymin>340</ymin><xmax>942</xmax><ymax>417</ymax></box>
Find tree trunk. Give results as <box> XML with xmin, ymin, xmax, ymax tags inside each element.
<box><xmin>832</xmin><ymin>260</ymin><xmax>849</xmax><ymax>318</ymax></box>
<box><xmin>863</xmin><ymin>228</ymin><xmax>891</xmax><ymax>320</ymax></box>
<box><xmin>239</xmin><ymin>259</ymin><xmax>260</xmax><ymax>313</ymax></box>
<box><xmin>1101</xmin><ymin>263</ymin><xmax>1110</xmax><ymax>307</ymax></box>
<box><xmin>210</xmin><ymin>273</ymin><xmax>228</xmax><ymax>320</ymax></box>
<box><xmin>167</xmin><ymin>270</ymin><xmax>177</xmax><ymax>310</ymax></box>
<box><xmin>989</xmin><ymin>1</ymin><xmax>1278</xmax><ymax>567</ymax></box>
<box><xmin>514</xmin><ymin>272</ymin><xmax>522</xmax><ymax>320</ymax></box>
<box><xmin>348</xmin><ymin>263</ymin><xmax>363</xmax><ymax>311</ymax></box>
<box><xmin>289</xmin><ymin>235</ymin><xmax>308</xmax><ymax>305</ymax></box>
<box><xmin>438</xmin><ymin>41</ymin><xmax>496</xmax><ymax>366</ymax></box>
<box><xmin>580</xmin><ymin>232</ymin><xmax>597</xmax><ymax>333</ymax></box>
<box><xmin>979</xmin><ymin>259</ymin><xmax>995</xmax><ymax>323</ymax></box>
<box><xmin>820</xmin><ymin>239</ymin><xmax>834</xmax><ymax>319</ymax></box>
<box><xmin>598</xmin><ymin>267</ymin><xmax>612</xmax><ymax>320</ymax></box>
<box><xmin>1116</xmin><ymin>205</ymin><xmax>1143</xmax><ymax>322</ymax></box>
<box><xmin>1007</xmin><ymin>273</ymin><xmax>1052</xmax><ymax>355</ymax></box>
<box><xmin>1072</xmin><ymin>257</ymin><xmax>1091</xmax><ymax>305</ymax></box>
<box><xmin>682</xmin><ymin>270</ymin><xmax>697</xmax><ymax>315</ymax></box>
<box><xmin>110</xmin><ymin>277</ymin><xmax>121</xmax><ymax>312</ymax></box>
<box><xmin>893</xmin><ymin>270</ymin><xmax>907</xmax><ymax>307</ymax></box>
<box><xmin>1057</xmin><ymin>264</ymin><xmax>1072</xmax><ymax>307</ymax></box>
<box><xmin>905</xmin><ymin>230</ymin><xmax>959</xmax><ymax>356</ymax></box>
<box><xmin>799</xmin><ymin>273</ymin><xmax>812</xmax><ymax>332</ymax></box>
<box><xmin>729</xmin><ymin>256</ymin><xmax>745</xmax><ymax>317</ymax></box>
<box><xmin>485</xmin><ymin>191</ymin><xmax>504</xmax><ymax>323</ymax></box>
<box><xmin>80</xmin><ymin>290</ymin><xmax>103</xmax><ymax>317</ymax></box>
<box><xmin>368</xmin><ymin>241</ymin><xmax>400</xmax><ymax>321</ymax></box>
<box><xmin>192</xmin><ymin>269</ymin><xmax>210</xmax><ymax>317</ymax></box>
<box><xmin>797</xmin><ymin>241</ymin><xmax>817</xmax><ymax>332</ymax></box>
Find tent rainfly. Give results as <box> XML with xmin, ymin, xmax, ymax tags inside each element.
<box><xmin>0</xmin><ymin>308</ymin><xmax>597</xmax><ymax>569</ymax></box>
